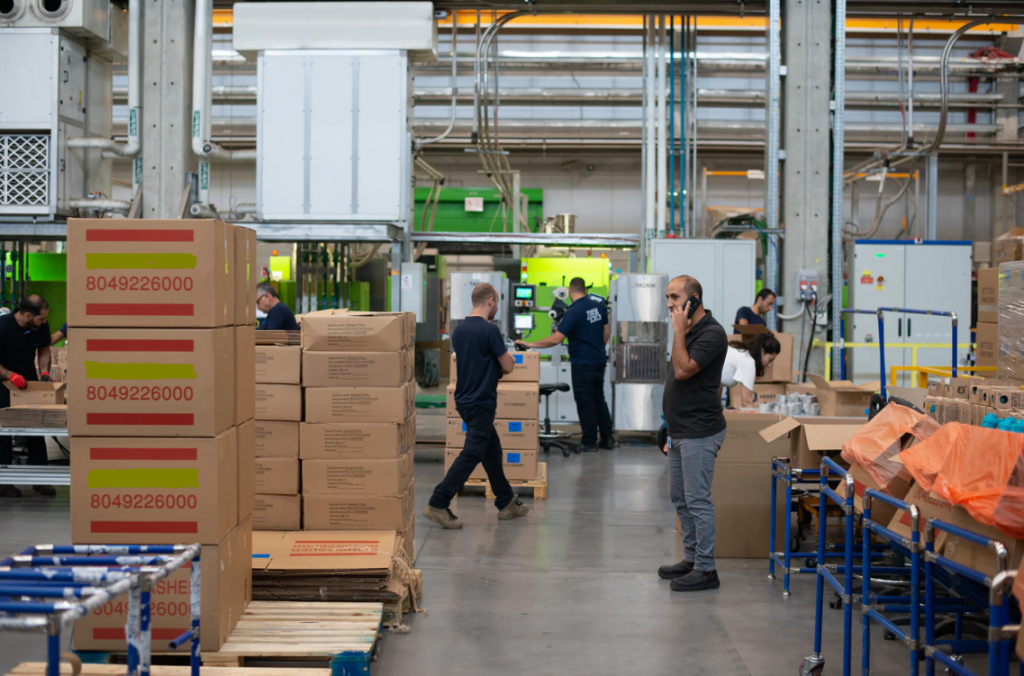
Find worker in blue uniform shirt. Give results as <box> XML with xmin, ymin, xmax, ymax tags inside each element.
<box><xmin>256</xmin><ymin>282</ymin><xmax>300</xmax><ymax>331</ymax></box>
<box><xmin>734</xmin><ymin>288</ymin><xmax>775</xmax><ymax>326</ymax></box>
<box><xmin>515</xmin><ymin>277</ymin><xmax>614</xmax><ymax>452</ymax></box>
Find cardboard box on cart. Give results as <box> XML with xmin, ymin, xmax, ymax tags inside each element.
<box><xmin>758</xmin><ymin>416</ymin><xmax>864</xmax><ymax>470</ymax></box>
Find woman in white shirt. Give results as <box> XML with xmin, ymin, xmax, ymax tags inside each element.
<box><xmin>722</xmin><ymin>333</ymin><xmax>782</xmax><ymax>408</ymax></box>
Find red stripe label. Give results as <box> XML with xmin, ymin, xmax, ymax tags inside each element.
<box><xmin>90</xmin><ymin>448</ymin><xmax>198</xmax><ymax>461</ymax></box>
<box><xmin>90</xmin><ymin>521</ymin><xmax>198</xmax><ymax>533</ymax></box>
<box><xmin>87</xmin><ymin>413</ymin><xmax>195</xmax><ymax>426</ymax></box>
<box><xmin>86</xmin><ymin>304</ymin><xmax>195</xmax><ymax>317</ymax></box>
<box><xmin>94</xmin><ymin>628</ymin><xmax>185</xmax><ymax>640</ymax></box>
<box><xmin>289</xmin><ymin>553</ymin><xmax>376</xmax><ymax>556</ymax></box>
<box><xmin>86</xmin><ymin>229</ymin><xmax>194</xmax><ymax>242</ymax></box>
<box><xmin>86</xmin><ymin>339</ymin><xmax>195</xmax><ymax>352</ymax></box>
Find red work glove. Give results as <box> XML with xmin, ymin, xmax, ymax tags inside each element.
<box><xmin>9</xmin><ymin>373</ymin><xmax>27</xmax><ymax>389</ymax></box>
<box><xmin>39</xmin><ymin>372</ymin><xmax>51</xmax><ymax>382</ymax></box>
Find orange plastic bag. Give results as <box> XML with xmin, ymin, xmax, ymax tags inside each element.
<box><xmin>900</xmin><ymin>423</ymin><xmax>966</xmax><ymax>492</ymax></box>
<box><xmin>930</xmin><ymin>424</ymin><xmax>1024</xmax><ymax>527</ymax></box>
<box><xmin>840</xmin><ymin>403</ymin><xmax>938</xmax><ymax>493</ymax></box>
<box><xmin>993</xmin><ymin>454</ymin><xmax>1024</xmax><ymax>541</ymax></box>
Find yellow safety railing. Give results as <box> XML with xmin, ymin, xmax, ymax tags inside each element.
<box><xmin>889</xmin><ymin>365</ymin><xmax>997</xmax><ymax>388</ymax></box>
<box><xmin>813</xmin><ymin>341</ymin><xmax>975</xmax><ymax>382</ymax></box>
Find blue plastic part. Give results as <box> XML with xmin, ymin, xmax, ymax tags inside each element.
<box><xmin>983</xmin><ymin>413</ymin><xmax>1000</xmax><ymax>429</ymax></box>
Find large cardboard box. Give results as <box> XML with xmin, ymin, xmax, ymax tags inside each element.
<box><xmin>304</xmin><ymin>382</ymin><xmax>415</xmax><ymax>424</ymax></box>
<box><xmin>731</xmin><ymin>325</ymin><xmax>794</xmax><ymax>383</ymax></box>
<box><xmin>451</xmin><ymin>350</ymin><xmax>540</xmax><ymax>384</ymax></box>
<box><xmin>254</xmin><ymin>420</ymin><xmax>299</xmax><ymax>458</ymax></box>
<box><xmin>253</xmin><ymin>494</ymin><xmax>301</xmax><ymax>530</ymax></box>
<box><xmin>255</xmin><ymin>345</ymin><xmax>301</xmax><ymax>384</ymax></box>
<box><xmin>301</xmin><ymin>350</ymin><xmax>414</xmax><ymax>388</ymax></box>
<box><xmin>445</xmin><ymin>417</ymin><xmax>539</xmax><ymax>450</ymax></box>
<box><xmin>994</xmin><ymin>228</ymin><xmax>1024</xmax><ymax>264</ymax></box>
<box><xmin>302</xmin><ymin>454</ymin><xmax>413</xmax><ymax>496</ymax></box>
<box><xmin>254</xmin><ymin>384</ymin><xmax>302</xmax><ymax>422</ymax></box>
<box><xmin>978</xmin><ymin>267</ymin><xmax>999</xmax><ymax>324</ymax></box>
<box><xmin>75</xmin><ymin>515</ymin><xmax>251</xmax><ymax>652</ymax></box>
<box><xmin>729</xmin><ymin>382</ymin><xmax>788</xmax><ymax>407</ymax></box>
<box><xmin>759</xmin><ymin>416</ymin><xmax>863</xmax><ymax>469</ymax></box>
<box><xmin>67</xmin><ymin>219</ymin><xmax>235</xmax><ymax>328</ymax></box>
<box><xmin>70</xmin><ymin>429</ymin><xmax>238</xmax><ymax>545</ymax></box>
<box><xmin>976</xmin><ymin>322</ymin><xmax>998</xmax><ymax>376</ymax></box>
<box><xmin>68</xmin><ymin>328</ymin><xmax>234</xmax><ymax>437</ymax></box>
<box><xmin>5</xmin><ymin>381</ymin><xmax>66</xmax><ymax>406</ymax></box>
<box><xmin>235</xmin><ymin>326</ymin><xmax>256</xmax><ymax>425</ymax></box>
<box><xmin>444</xmin><ymin>446</ymin><xmax>538</xmax><ymax>481</ymax></box>
<box><xmin>806</xmin><ymin>374</ymin><xmax>877</xmax><ymax>418</ymax></box>
<box><xmin>234</xmin><ymin>225</ymin><xmax>257</xmax><ymax>327</ymax></box>
<box><xmin>254</xmin><ymin>457</ymin><xmax>300</xmax><ymax>495</ymax></box>
<box><xmin>301</xmin><ymin>310</ymin><xmax>415</xmax><ymax>352</ymax></box>
<box><xmin>299</xmin><ymin>420</ymin><xmax>413</xmax><ymax>460</ymax></box>
<box><xmin>302</xmin><ymin>491</ymin><xmax>412</xmax><ymax>531</ymax></box>
<box><xmin>445</xmin><ymin>382</ymin><xmax>539</xmax><ymax>419</ymax></box>
<box><xmin>237</xmin><ymin>419</ymin><xmax>255</xmax><ymax>519</ymax></box>
<box><xmin>252</xmin><ymin>529</ymin><xmax>398</xmax><ymax>575</ymax></box>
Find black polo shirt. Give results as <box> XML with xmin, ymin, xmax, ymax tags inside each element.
<box><xmin>452</xmin><ymin>316</ymin><xmax>507</xmax><ymax>410</ymax></box>
<box><xmin>663</xmin><ymin>310</ymin><xmax>728</xmax><ymax>439</ymax></box>
<box><xmin>0</xmin><ymin>313</ymin><xmax>49</xmax><ymax>380</ymax></box>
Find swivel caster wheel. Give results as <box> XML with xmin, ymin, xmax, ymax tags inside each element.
<box><xmin>805</xmin><ymin>556</ymin><xmax>817</xmax><ymax>568</ymax></box>
<box><xmin>799</xmin><ymin>654</ymin><xmax>825</xmax><ymax>676</ymax></box>
<box><xmin>829</xmin><ymin>594</ymin><xmax>843</xmax><ymax>610</ymax></box>
<box><xmin>562</xmin><ymin>446</ymin><xmax>570</xmax><ymax>458</ymax></box>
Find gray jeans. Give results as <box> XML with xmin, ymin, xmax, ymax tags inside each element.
<box><xmin>668</xmin><ymin>429</ymin><xmax>726</xmax><ymax>572</ymax></box>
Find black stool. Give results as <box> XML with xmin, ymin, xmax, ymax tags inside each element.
<box><xmin>539</xmin><ymin>383</ymin><xmax>577</xmax><ymax>458</ymax></box>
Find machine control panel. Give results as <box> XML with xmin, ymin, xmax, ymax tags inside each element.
<box><xmin>512</xmin><ymin>284</ymin><xmax>537</xmax><ymax>309</ymax></box>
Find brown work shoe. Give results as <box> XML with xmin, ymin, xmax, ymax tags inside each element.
<box><xmin>497</xmin><ymin>499</ymin><xmax>529</xmax><ymax>521</ymax></box>
<box><xmin>423</xmin><ymin>505</ymin><xmax>463</xmax><ymax>529</ymax></box>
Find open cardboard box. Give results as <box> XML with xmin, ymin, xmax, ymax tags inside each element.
<box><xmin>730</xmin><ymin>324</ymin><xmax>793</xmax><ymax>383</ymax></box>
<box><xmin>759</xmin><ymin>416</ymin><xmax>864</xmax><ymax>469</ymax></box>
<box><xmin>4</xmin><ymin>381</ymin><xmax>66</xmax><ymax>406</ymax></box>
<box><xmin>806</xmin><ymin>374</ymin><xmax>878</xmax><ymax>418</ymax></box>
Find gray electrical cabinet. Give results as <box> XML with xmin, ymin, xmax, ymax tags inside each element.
<box><xmin>847</xmin><ymin>240</ymin><xmax>972</xmax><ymax>386</ymax></box>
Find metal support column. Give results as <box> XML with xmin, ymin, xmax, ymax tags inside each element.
<box><xmin>765</xmin><ymin>0</ymin><xmax>782</xmax><ymax>330</ymax></box>
<box><xmin>829</xmin><ymin>0</ymin><xmax>848</xmax><ymax>380</ymax></box>
<box><xmin>926</xmin><ymin>154</ymin><xmax>938</xmax><ymax>240</ymax></box>
<box><xmin>142</xmin><ymin>0</ymin><xmax>198</xmax><ymax>218</ymax></box>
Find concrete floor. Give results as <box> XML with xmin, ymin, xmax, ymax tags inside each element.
<box><xmin>0</xmin><ymin>416</ymin><xmax>969</xmax><ymax>676</ymax></box>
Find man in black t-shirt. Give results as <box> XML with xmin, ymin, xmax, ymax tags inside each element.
<box><xmin>256</xmin><ymin>283</ymin><xmax>300</xmax><ymax>331</ymax></box>
<box><xmin>658</xmin><ymin>276</ymin><xmax>728</xmax><ymax>592</ymax></box>
<box><xmin>734</xmin><ymin>288</ymin><xmax>775</xmax><ymax>327</ymax></box>
<box><xmin>0</xmin><ymin>295</ymin><xmax>57</xmax><ymax>498</ymax></box>
<box><xmin>425</xmin><ymin>283</ymin><xmax>529</xmax><ymax>528</ymax></box>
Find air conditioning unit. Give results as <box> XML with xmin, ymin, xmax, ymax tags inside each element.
<box><xmin>0</xmin><ymin>0</ymin><xmax>111</xmax><ymax>42</ymax></box>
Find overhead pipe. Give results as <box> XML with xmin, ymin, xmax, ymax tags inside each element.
<box><xmin>415</xmin><ymin>11</ymin><xmax>458</xmax><ymax>146</ymax></box>
<box><xmin>656</xmin><ymin>15</ymin><xmax>667</xmax><ymax>238</ymax></box>
<box><xmin>922</xmin><ymin>18</ymin><xmax>990</xmax><ymax>155</ymax></box>
<box><xmin>67</xmin><ymin>0</ymin><xmax>141</xmax><ymax>194</ymax></box>
<box><xmin>68</xmin><ymin>198</ymin><xmax>131</xmax><ymax>213</ymax></box>
<box><xmin>644</xmin><ymin>14</ymin><xmax>657</xmax><ymax>248</ymax></box>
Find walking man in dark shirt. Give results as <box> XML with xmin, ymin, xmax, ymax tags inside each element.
<box><xmin>0</xmin><ymin>295</ymin><xmax>57</xmax><ymax>498</ymax></box>
<box><xmin>734</xmin><ymin>288</ymin><xmax>776</xmax><ymax>326</ymax></box>
<box><xmin>658</xmin><ymin>276</ymin><xmax>728</xmax><ymax>592</ymax></box>
<box><xmin>425</xmin><ymin>283</ymin><xmax>530</xmax><ymax>528</ymax></box>
<box><xmin>515</xmin><ymin>277</ymin><xmax>613</xmax><ymax>451</ymax></box>
<box><xmin>256</xmin><ymin>283</ymin><xmax>300</xmax><ymax>331</ymax></box>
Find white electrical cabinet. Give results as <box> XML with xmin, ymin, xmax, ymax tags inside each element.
<box><xmin>847</xmin><ymin>240</ymin><xmax>972</xmax><ymax>385</ymax></box>
<box><xmin>256</xmin><ymin>50</ymin><xmax>411</xmax><ymax>222</ymax></box>
<box><xmin>649</xmin><ymin>238</ymin><xmax>757</xmax><ymax>344</ymax></box>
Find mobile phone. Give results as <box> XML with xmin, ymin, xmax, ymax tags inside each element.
<box><xmin>686</xmin><ymin>294</ymin><xmax>702</xmax><ymax>318</ymax></box>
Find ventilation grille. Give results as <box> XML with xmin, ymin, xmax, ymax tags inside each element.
<box><xmin>616</xmin><ymin>343</ymin><xmax>667</xmax><ymax>383</ymax></box>
<box><xmin>0</xmin><ymin>134</ymin><xmax>50</xmax><ymax>207</ymax></box>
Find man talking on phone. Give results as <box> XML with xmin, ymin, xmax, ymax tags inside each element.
<box><xmin>658</xmin><ymin>275</ymin><xmax>728</xmax><ymax>592</ymax></box>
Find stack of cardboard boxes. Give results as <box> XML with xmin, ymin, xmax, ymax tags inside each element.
<box><xmin>975</xmin><ymin>267</ymin><xmax>998</xmax><ymax>377</ymax></box>
<box><xmin>924</xmin><ymin>377</ymin><xmax>1024</xmax><ymax>426</ymax></box>
<box><xmin>66</xmin><ymin>219</ymin><xmax>257</xmax><ymax>653</ymax></box>
<box><xmin>253</xmin><ymin>337</ymin><xmax>303</xmax><ymax>529</ymax></box>
<box><xmin>297</xmin><ymin>310</ymin><xmax>417</xmax><ymax>558</ymax></box>
<box><xmin>445</xmin><ymin>351</ymin><xmax>541</xmax><ymax>481</ymax></box>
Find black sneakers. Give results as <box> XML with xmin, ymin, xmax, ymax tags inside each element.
<box><xmin>670</xmin><ymin>569</ymin><xmax>721</xmax><ymax>592</ymax></box>
<box><xmin>657</xmin><ymin>559</ymin><xmax>694</xmax><ymax>580</ymax></box>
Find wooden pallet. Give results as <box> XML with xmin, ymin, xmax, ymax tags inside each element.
<box><xmin>464</xmin><ymin>461</ymin><xmax>548</xmax><ymax>500</ymax></box>
<box><xmin>201</xmin><ymin>601</ymin><xmax>382</xmax><ymax>676</ymax></box>
<box><xmin>8</xmin><ymin>665</ymin><xmax>328</xmax><ymax>676</ymax></box>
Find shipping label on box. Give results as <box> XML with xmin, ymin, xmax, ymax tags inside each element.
<box><xmin>978</xmin><ymin>267</ymin><xmax>999</xmax><ymax>324</ymax></box>
<box><xmin>299</xmin><ymin>420</ymin><xmax>411</xmax><ymax>460</ymax></box>
<box><xmin>75</xmin><ymin>517</ymin><xmax>251</xmax><ymax>653</ymax></box>
<box><xmin>445</xmin><ymin>447</ymin><xmax>538</xmax><ymax>481</ymax></box>
<box><xmin>255</xmin><ymin>457</ymin><xmax>300</xmax><ymax>495</ymax></box>
<box><xmin>301</xmin><ymin>310</ymin><xmax>414</xmax><ymax>352</ymax></box>
<box><xmin>301</xmin><ymin>454</ymin><xmax>413</xmax><ymax>496</ymax></box>
<box><xmin>255</xmin><ymin>345</ymin><xmax>301</xmax><ymax>384</ymax></box>
<box><xmin>255</xmin><ymin>420</ymin><xmax>300</xmax><ymax>457</ymax></box>
<box><xmin>451</xmin><ymin>351</ymin><xmax>540</xmax><ymax>383</ymax></box>
<box><xmin>304</xmin><ymin>382</ymin><xmax>415</xmax><ymax>424</ymax></box>
<box><xmin>254</xmin><ymin>384</ymin><xmax>302</xmax><ymax>422</ymax></box>
<box><xmin>302</xmin><ymin>350</ymin><xmax>413</xmax><ymax>387</ymax></box>
<box><xmin>445</xmin><ymin>417</ymin><xmax>539</xmax><ymax>450</ymax></box>
<box><xmin>70</xmin><ymin>429</ymin><xmax>238</xmax><ymax>545</ymax></box>
<box><xmin>68</xmin><ymin>328</ymin><xmax>235</xmax><ymax>437</ymax></box>
<box><xmin>446</xmin><ymin>382</ymin><xmax>539</xmax><ymax>419</ymax></box>
<box><xmin>302</xmin><ymin>491</ymin><xmax>412</xmax><ymax>531</ymax></box>
<box><xmin>235</xmin><ymin>326</ymin><xmax>256</xmax><ymax>425</ymax></box>
<box><xmin>237</xmin><ymin>419</ymin><xmax>255</xmax><ymax>519</ymax></box>
<box><xmin>234</xmin><ymin>225</ymin><xmax>257</xmax><ymax>327</ymax></box>
<box><xmin>6</xmin><ymin>381</ymin><xmax>66</xmax><ymax>406</ymax></box>
<box><xmin>67</xmin><ymin>219</ymin><xmax>235</xmax><ymax>328</ymax></box>
<box><xmin>253</xmin><ymin>493</ymin><xmax>301</xmax><ymax>530</ymax></box>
